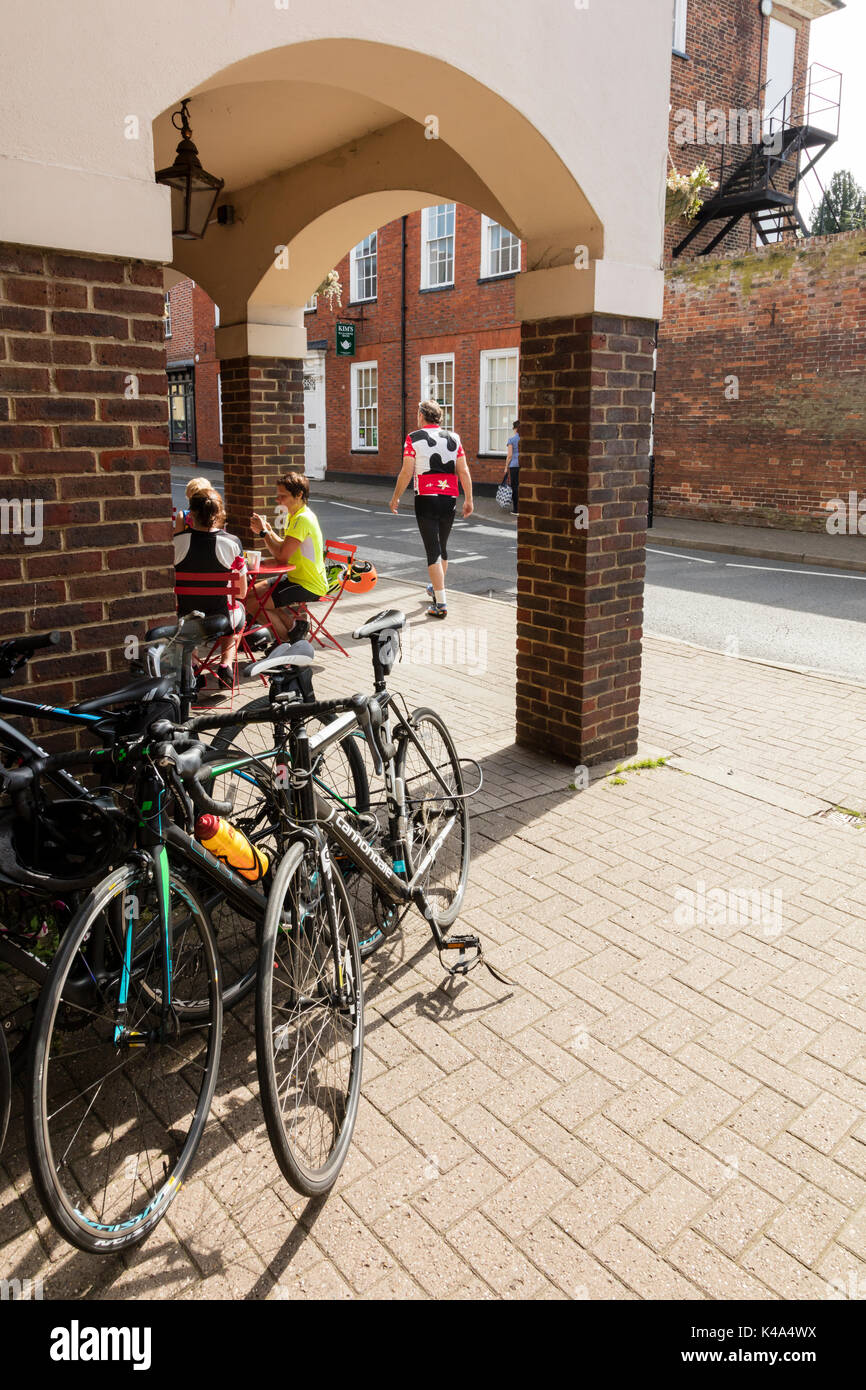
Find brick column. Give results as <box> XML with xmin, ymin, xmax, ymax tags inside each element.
<box><xmin>219</xmin><ymin>356</ymin><xmax>304</xmax><ymax>543</ymax></box>
<box><xmin>0</xmin><ymin>243</ymin><xmax>173</xmax><ymax>712</ymax></box>
<box><xmin>516</xmin><ymin>313</ymin><xmax>655</xmax><ymax>766</ymax></box>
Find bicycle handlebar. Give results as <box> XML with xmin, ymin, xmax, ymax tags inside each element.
<box><xmin>151</xmin><ymin>737</ymin><xmax>235</xmax><ymax>818</ymax></box>
<box><xmin>1</xmin><ymin>632</ymin><xmax>61</xmax><ymax>657</ymax></box>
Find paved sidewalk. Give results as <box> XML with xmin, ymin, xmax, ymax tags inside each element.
<box><xmin>2</xmin><ymin>581</ymin><xmax>866</xmax><ymax>1300</ymax></box>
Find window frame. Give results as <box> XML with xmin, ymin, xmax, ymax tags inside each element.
<box><xmin>419</xmin><ymin>353</ymin><xmax>455</xmax><ymax>432</ymax></box>
<box><xmin>350</xmin><ymin>232</ymin><xmax>378</xmax><ymax>304</ymax></box>
<box><xmin>303</xmin><ymin>294</ymin><xmax>318</xmax><ymax>313</ymax></box>
<box><xmin>479</xmin><ymin>348</ymin><xmax>519</xmax><ymax>456</ymax></box>
<box><xmin>420</xmin><ymin>204</ymin><xmax>456</xmax><ymax>290</ymax></box>
<box><xmin>672</xmin><ymin>0</ymin><xmax>688</xmax><ymax>56</ymax></box>
<box><xmin>480</xmin><ymin>215</ymin><xmax>521</xmax><ymax>280</ymax></box>
<box><xmin>350</xmin><ymin>360</ymin><xmax>379</xmax><ymax>452</ymax></box>
<box><xmin>164</xmin><ymin>291</ymin><xmax>172</xmax><ymax>339</ymax></box>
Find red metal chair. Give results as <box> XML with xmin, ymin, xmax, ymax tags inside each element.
<box><xmin>298</xmin><ymin>539</ymin><xmax>358</xmax><ymax>657</ymax></box>
<box><xmin>173</xmin><ymin>569</ymin><xmax>255</xmax><ymax>701</ymax></box>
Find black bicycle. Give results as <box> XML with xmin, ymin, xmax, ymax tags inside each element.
<box><xmin>183</xmin><ymin>609</ymin><xmax>481</xmax><ymax>1195</ymax></box>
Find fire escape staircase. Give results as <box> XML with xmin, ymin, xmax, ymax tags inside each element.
<box><xmin>673</xmin><ymin>64</ymin><xmax>842</xmax><ymax>258</ymax></box>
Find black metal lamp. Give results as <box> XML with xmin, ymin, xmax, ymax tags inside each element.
<box><xmin>155</xmin><ymin>99</ymin><xmax>224</xmax><ymax>240</ymax></box>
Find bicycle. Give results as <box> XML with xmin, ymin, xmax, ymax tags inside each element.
<box><xmin>3</xmin><ymin>716</ymin><xmax>226</xmax><ymax>1252</ymax></box>
<box><xmin>183</xmin><ymin>609</ymin><xmax>490</xmax><ymax>1194</ymax></box>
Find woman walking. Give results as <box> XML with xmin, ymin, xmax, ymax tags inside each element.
<box><xmin>505</xmin><ymin>420</ymin><xmax>520</xmax><ymax>514</ymax></box>
<box><xmin>389</xmin><ymin>400</ymin><xmax>473</xmax><ymax>619</ymax></box>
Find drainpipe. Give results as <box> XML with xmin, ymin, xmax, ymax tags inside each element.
<box><xmin>753</xmin><ymin>3</ymin><xmax>768</xmax><ymax>252</ymax></box>
<box><xmin>648</xmin><ymin>322</ymin><xmax>658</xmax><ymax>530</ymax></box>
<box><xmin>400</xmin><ymin>215</ymin><xmax>408</xmax><ymax>444</ymax></box>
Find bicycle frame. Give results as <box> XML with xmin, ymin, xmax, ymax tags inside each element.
<box><xmin>196</xmin><ymin>691</ymin><xmax>462</xmax><ymax>951</ymax></box>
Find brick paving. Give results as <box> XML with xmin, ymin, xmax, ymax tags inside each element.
<box><xmin>2</xmin><ymin>577</ymin><xmax>865</xmax><ymax>1300</ymax></box>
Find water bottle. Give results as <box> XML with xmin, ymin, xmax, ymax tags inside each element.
<box><xmin>194</xmin><ymin>815</ymin><xmax>269</xmax><ymax>883</ymax></box>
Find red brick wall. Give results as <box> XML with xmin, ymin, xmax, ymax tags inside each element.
<box><xmin>166</xmin><ymin>279</ymin><xmax>194</xmax><ymax>362</ymax></box>
<box><xmin>654</xmin><ymin>229</ymin><xmax>866</xmax><ymax>529</ymax></box>
<box><xmin>0</xmin><ymin>244</ymin><xmax>174</xmax><ymax>710</ymax></box>
<box><xmin>304</xmin><ymin>207</ymin><xmax>521</xmax><ymax>485</ymax></box>
<box><xmin>167</xmin><ymin>278</ymin><xmax>223</xmax><ymax>465</ymax></box>
<box><xmin>517</xmin><ymin>313</ymin><xmax>654</xmax><ymax>764</ymax></box>
<box><xmin>220</xmin><ymin>356</ymin><xmax>304</xmax><ymax>544</ymax></box>
<box><xmin>666</xmin><ymin>0</ymin><xmax>811</xmax><ymax>263</ymax></box>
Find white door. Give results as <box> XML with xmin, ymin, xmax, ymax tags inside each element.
<box><xmin>764</xmin><ymin>18</ymin><xmax>796</xmax><ymax>134</ymax></box>
<box><xmin>303</xmin><ymin>352</ymin><xmax>327</xmax><ymax>480</ymax></box>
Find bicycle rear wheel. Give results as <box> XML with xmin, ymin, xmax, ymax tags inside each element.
<box><xmin>25</xmin><ymin>862</ymin><xmax>222</xmax><ymax>1253</ymax></box>
<box><xmin>256</xmin><ymin>840</ymin><xmax>363</xmax><ymax>1197</ymax></box>
<box><xmin>0</xmin><ymin>1023</ymin><xmax>10</xmax><ymax>1155</ymax></box>
<box><xmin>205</xmin><ymin>699</ymin><xmax>370</xmax><ymax>1001</ymax></box>
<box><xmin>397</xmin><ymin>708</ymin><xmax>470</xmax><ymax>931</ymax></box>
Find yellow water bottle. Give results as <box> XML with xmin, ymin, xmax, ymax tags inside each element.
<box><xmin>194</xmin><ymin>815</ymin><xmax>269</xmax><ymax>883</ymax></box>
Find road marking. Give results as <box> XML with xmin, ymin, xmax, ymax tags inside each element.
<box><xmin>725</xmin><ymin>562</ymin><xmax>866</xmax><ymax>581</ymax></box>
<box><xmin>328</xmin><ymin>501</ymin><xmax>370</xmax><ymax>512</ymax></box>
<box><xmin>647</xmin><ymin>548</ymin><xmax>716</xmax><ymax>564</ymax></box>
<box><xmin>446</xmin><ymin>554</ymin><xmax>485</xmax><ymax>565</ymax></box>
<box><xmin>459</xmin><ymin>523</ymin><xmax>518</xmax><ymax>540</ymax></box>
<box><xmin>341</xmin><ymin>533</ymin><xmax>368</xmax><ymax>540</ymax></box>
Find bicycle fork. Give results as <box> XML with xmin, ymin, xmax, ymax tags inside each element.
<box><xmin>115</xmin><ymin>778</ymin><xmax>174</xmax><ymax>1047</ymax></box>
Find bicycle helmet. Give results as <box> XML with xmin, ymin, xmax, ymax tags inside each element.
<box><xmin>343</xmin><ymin>560</ymin><xmax>378</xmax><ymax>595</ymax></box>
<box><xmin>0</xmin><ymin>793</ymin><xmax>131</xmax><ymax>894</ymax></box>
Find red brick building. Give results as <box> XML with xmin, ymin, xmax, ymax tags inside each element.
<box><xmin>166</xmin><ymin>0</ymin><xmax>849</xmax><ymax>519</ymax></box>
<box><xmin>165</xmin><ymin>277</ymin><xmax>222</xmax><ymax>466</ymax></box>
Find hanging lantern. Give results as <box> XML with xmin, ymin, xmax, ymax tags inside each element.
<box><xmin>155</xmin><ymin>99</ymin><xmax>224</xmax><ymax>240</ymax></box>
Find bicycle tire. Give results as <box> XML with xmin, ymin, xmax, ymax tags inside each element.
<box><xmin>256</xmin><ymin>840</ymin><xmax>363</xmax><ymax>1197</ymax></box>
<box><xmin>25</xmin><ymin>862</ymin><xmax>222</xmax><ymax>1254</ymax></box>
<box><xmin>207</xmin><ymin>698</ymin><xmax>372</xmax><ymax>987</ymax></box>
<box><xmin>209</xmin><ymin>698</ymin><xmax>370</xmax><ymax>819</ymax></box>
<box><xmin>193</xmin><ymin>750</ymin><xmax>286</xmax><ymax>1013</ymax></box>
<box><xmin>0</xmin><ymin>1023</ymin><xmax>10</xmax><ymax>1155</ymax></box>
<box><xmin>396</xmin><ymin>708</ymin><xmax>470</xmax><ymax>931</ymax></box>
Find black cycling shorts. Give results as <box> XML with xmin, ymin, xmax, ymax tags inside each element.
<box><xmin>271</xmin><ymin>578</ymin><xmax>322</xmax><ymax>608</ymax></box>
<box><xmin>414</xmin><ymin>495</ymin><xmax>456</xmax><ymax>566</ymax></box>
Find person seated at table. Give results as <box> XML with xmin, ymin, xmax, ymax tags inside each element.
<box><xmin>173</xmin><ymin>476</ymin><xmax>212</xmax><ymax>535</ymax></box>
<box><xmin>174</xmin><ymin>487</ymin><xmax>248</xmax><ymax>690</ymax></box>
<box><xmin>246</xmin><ymin>471</ymin><xmax>327</xmax><ymax>644</ymax></box>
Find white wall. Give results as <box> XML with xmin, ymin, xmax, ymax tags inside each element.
<box><xmin>0</xmin><ymin>0</ymin><xmax>672</xmax><ymax>320</ymax></box>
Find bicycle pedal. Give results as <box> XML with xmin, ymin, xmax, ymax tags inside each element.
<box><xmin>439</xmin><ymin>934</ymin><xmax>482</xmax><ymax>976</ymax></box>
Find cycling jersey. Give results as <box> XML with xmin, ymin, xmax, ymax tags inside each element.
<box><xmin>404</xmin><ymin>428</ymin><xmax>465</xmax><ymax>498</ymax></box>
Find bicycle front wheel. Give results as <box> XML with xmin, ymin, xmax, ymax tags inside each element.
<box><xmin>256</xmin><ymin>841</ymin><xmax>363</xmax><ymax>1197</ymax></box>
<box><xmin>25</xmin><ymin>862</ymin><xmax>222</xmax><ymax>1253</ymax></box>
<box><xmin>397</xmin><ymin>708</ymin><xmax>470</xmax><ymax>931</ymax></box>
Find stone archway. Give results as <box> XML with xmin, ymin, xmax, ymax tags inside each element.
<box><xmin>0</xmin><ymin>3</ymin><xmax>669</xmax><ymax>764</ymax></box>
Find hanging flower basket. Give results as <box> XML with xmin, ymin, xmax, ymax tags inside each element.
<box><xmin>315</xmin><ymin>269</ymin><xmax>343</xmax><ymax>309</ymax></box>
<box><xmin>666</xmin><ymin>161</ymin><xmax>717</xmax><ymax>224</ymax></box>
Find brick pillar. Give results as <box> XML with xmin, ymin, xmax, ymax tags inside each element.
<box><xmin>516</xmin><ymin>313</ymin><xmax>655</xmax><ymax>766</ymax></box>
<box><xmin>219</xmin><ymin>356</ymin><xmax>304</xmax><ymax>543</ymax></box>
<box><xmin>0</xmin><ymin>243</ymin><xmax>174</xmax><ymax>712</ymax></box>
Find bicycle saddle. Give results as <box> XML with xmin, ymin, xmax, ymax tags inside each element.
<box><xmin>145</xmin><ymin>614</ymin><xmax>232</xmax><ymax>645</ymax></box>
<box><xmin>72</xmin><ymin>674</ymin><xmax>175</xmax><ymax>714</ymax></box>
<box><xmin>248</xmin><ymin>640</ymin><xmax>315</xmax><ymax>679</ymax></box>
<box><xmin>352</xmin><ymin>610</ymin><xmax>406</xmax><ymax>641</ymax></box>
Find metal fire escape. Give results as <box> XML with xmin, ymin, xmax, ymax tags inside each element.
<box><xmin>673</xmin><ymin>64</ymin><xmax>842</xmax><ymax>258</ymax></box>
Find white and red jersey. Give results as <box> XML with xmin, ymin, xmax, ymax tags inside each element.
<box><xmin>404</xmin><ymin>428</ymin><xmax>464</xmax><ymax>498</ymax></box>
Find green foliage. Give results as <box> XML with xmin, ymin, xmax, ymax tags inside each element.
<box><xmin>810</xmin><ymin>171</ymin><xmax>866</xmax><ymax>235</ymax></box>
